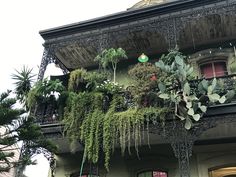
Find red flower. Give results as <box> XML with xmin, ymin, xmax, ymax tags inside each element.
<box><xmin>150</xmin><ymin>74</ymin><xmax>157</xmax><ymax>81</ymax></box>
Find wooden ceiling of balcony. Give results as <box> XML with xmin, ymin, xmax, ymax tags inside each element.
<box><xmin>40</xmin><ymin>0</ymin><xmax>236</xmax><ymax>71</ymax></box>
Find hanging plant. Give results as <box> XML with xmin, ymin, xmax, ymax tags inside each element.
<box><xmin>68</xmin><ymin>68</ymin><xmax>108</xmax><ymax>92</ymax></box>
<box><xmin>63</xmin><ymin>90</ymin><xmax>170</xmax><ymax>171</ymax></box>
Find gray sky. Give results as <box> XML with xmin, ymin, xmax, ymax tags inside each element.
<box><xmin>0</xmin><ymin>0</ymin><xmax>138</xmax><ymax>176</ymax></box>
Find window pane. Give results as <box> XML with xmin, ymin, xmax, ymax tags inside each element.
<box><xmin>153</xmin><ymin>171</ymin><xmax>167</xmax><ymax>177</ymax></box>
<box><xmin>138</xmin><ymin>171</ymin><xmax>167</xmax><ymax>177</ymax></box>
<box><xmin>201</xmin><ymin>63</ymin><xmax>214</xmax><ymax>78</ymax></box>
<box><xmin>214</xmin><ymin>62</ymin><xmax>227</xmax><ymax>77</ymax></box>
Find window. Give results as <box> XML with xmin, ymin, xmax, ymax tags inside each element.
<box><xmin>138</xmin><ymin>170</ymin><xmax>168</xmax><ymax>177</ymax></box>
<box><xmin>200</xmin><ymin>61</ymin><xmax>227</xmax><ymax>78</ymax></box>
<box><xmin>209</xmin><ymin>166</ymin><xmax>236</xmax><ymax>177</ymax></box>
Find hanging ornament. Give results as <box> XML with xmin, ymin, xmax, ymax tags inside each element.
<box><xmin>138</xmin><ymin>53</ymin><xmax>149</xmax><ymax>63</ymax></box>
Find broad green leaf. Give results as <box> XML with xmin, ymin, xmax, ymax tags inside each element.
<box><xmin>192</xmin><ymin>114</ymin><xmax>200</xmax><ymax>121</ymax></box>
<box><xmin>193</xmin><ymin>102</ymin><xmax>199</xmax><ymax>112</ymax></box>
<box><xmin>226</xmin><ymin>90</ymin><xmax>235</xmax><ymax>100</ymax></box>
<box><xmin>165</xmin><ymin>65</ymin><xmax>171</xmax><ymax>72</ymax></box>
<box><xmin>186</xmin><ymin>67</ymin><xmax>193</xmax><ymax>76</ymax></box>
<box><xmin>188</xmin><ymin>95</ymin><xmax>198</xmax><ymax>101</ymax></box>
<box><xmin>219</xmin><ymin>95</ymin><xmax>226</xmax><ymax>104</ymax></box>
<box><xmin>158</xmin><ymin>82</ymin><xmax>166</xmax><ymax>93</ymax></box>
<box><xmin>185</xmin><ymin>118</ymin><xmax>192</xmax><ymax>130</ymax></box>
<box><xmin>155</xmin><ymin>60</ymin><xmax>165</xmax><ymax>70</ymax></box>
<box><xmin>186</xmin><ymin>102</ymin><xmax>192</xmax><ymax>109</ymax></box>
<box><xmin>211</xmin><ymin>78</ymin><xmax>217</xmax><ymax>90</ymax></box>
<box><xmin>175</xmin><ymin>56</ymin><xmax>183</xmax><ymax>66</ymax></box>
<box><xmin>198</xmin><ymin>82</ymin><xmax>206</xmax><ymax>94</ymax></box>
<box><xmin>184</xmin><ymin>82</ymin><xmax>191</xmax><ymax>96</ymax></box>
<box><xmin>201</xmin><ymin>79</ymin><xmax>208</xmax><ymax>90</ymax></box>
<box><xmin>207</xmin><ymin>86</ymin><xmax>213</xmax><ymax>95</ymax></box>
<box><xmin>159</xmin><ymin>93</ymin><xmax>169</xmax><ymax>99</ymax></box>
<box><xmin>208</xmin><ymin>93</ymin><xmax>220</xmax><ymax>102</ymax></box>
<box><xmin>179</xmin><ymin>68</ymin><xmax>186</xmax><ymax>78</ymax></box>
<box><xmin>199</xmin><ymin>105</ymin><xmax>207</xmax><ymax>113</ymax></box>
<box><xmin>170</xmin><ymin>95</ymin><xmax>175</xmax><ymax>102</ymax></box>
<box><xmin>187</xmin><ymin>108</ymin><xmax>194</xmax><ymax>116</ymax></box>
<box><xmin>171</xmin><ymin>61</ymin><xmax>175</xmax><ymax>70</ymax></box>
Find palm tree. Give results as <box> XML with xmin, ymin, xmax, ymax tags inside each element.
<box><xmin>11</xmin><ymin>66</ymin><xmax>36</xmax><ymax>108</ymax></box>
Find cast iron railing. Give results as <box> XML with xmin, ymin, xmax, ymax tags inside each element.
<box><xmin>35</xmin><ymin>74</ymin><xmax>236</xmax><ymax>126</ymax></box>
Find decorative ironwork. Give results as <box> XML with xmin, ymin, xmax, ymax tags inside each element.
<box><xmin>150</xmin><ymin>106</ymin><xmax>236</xmax><ymax>177</ymax></box>
<box><xmin>35</xmin><ymin>148</ymin><xmax>56</xmax><ymax>177</ymax></box>
<box><xmin>37</xmin><ymin>0</ymin><xmax>236</xmax><ymax>75</ymax></box>
<box><xmin>36</xmin><ymin>1</ymin><xmax>236</xmax><ymax>176</ymax></box>
<box><xmin>38</xmin><ymin>47</ymin><xmax>69</xmax><ymax>81</ymax></box>
<box><xmin>15</xmin><ymin>144</ymin><xmax>56</xmax><ymax>177</ymax></box>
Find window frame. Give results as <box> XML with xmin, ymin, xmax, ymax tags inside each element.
<box><xmin>198</xmin><ymin>58</ymin><xmax>228</xmax><ymax>78</ymax></box>
<box><xmin>137</xmin><ymin>169</ymin><xmax>168</xmax><ymax>177</ymax></box>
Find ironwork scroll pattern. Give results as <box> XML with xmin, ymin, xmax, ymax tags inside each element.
<box><xmin>150</xmin><ymin>112</ymin><xmax>236</xmax><ymax>177</ymax></box>
<box><xmin>37</xmin><ymin>1</ymin><xmax>236</xmax><ymax>80</ymax></box>
<box><xmin>38</xmin><ymin>47</ymin><xmax>69</xmax><ymax>81</ymax></box>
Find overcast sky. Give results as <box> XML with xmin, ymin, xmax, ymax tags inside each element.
<box><xmin>0</xmin><ymin>0</ymin><xmax>138</xmax><ymax>176</ymax></box>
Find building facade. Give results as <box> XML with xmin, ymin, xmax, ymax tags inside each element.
<box><xmin>36</xmin><ymin>0</ymin><xmax>236</xmax><ymax>177</ymax></box>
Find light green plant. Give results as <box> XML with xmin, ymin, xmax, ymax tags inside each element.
<box><xmin>95</xmin><ymin>48</ymin><xmax>128</xmax><ymax>83</ymax></box>
<box><xmin>155</xmin><ymin>50</ymin><xmax>234</xmax><ymax>129</ymax></box>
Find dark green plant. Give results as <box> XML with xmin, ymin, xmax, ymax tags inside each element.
<box><xmin>27</xmin><ymin>79</ymin><xmax>65</xmax><ymax>110</ymax></box>
<box><xmin>128</xmin><ymin>62</ymin><xmax>160</xmax><ymax>107</ymax></box>
<box><xmin>95</xmin><ymin>48</ymin><xmax>127</xmax><ymax>83</ymax></box>
<box><xmin>0</xmin><ymin>90</ymin><xmax>57</xmax><ymax>173</ymax></box>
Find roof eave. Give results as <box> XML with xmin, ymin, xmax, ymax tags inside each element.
<box><xmin>39</xmin><ymin>0</ymin><xmax>221</xmax><ymax>40</ymax></box>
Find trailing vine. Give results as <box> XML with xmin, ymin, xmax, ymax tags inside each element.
<box><xmin>63</xmin><ymin>90</ymin><xmax>170</xmax><ymax>171</ymax></box>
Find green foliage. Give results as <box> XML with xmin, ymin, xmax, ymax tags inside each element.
<box><xmin>0</xmin><ymin>90</ymin><xmax>57</xmax><ymax>173</ymax></box>
<box><xmin>27</xmin><ymin>78</ymin><xmax>65</xmax><ymax>110</ymax></box>
<box><xmin>95</xmin><ymin>48</ymin><xmax>127</xmax><ymax>83</ymax></box>
<box><xmin>68</xmin><ymin>68</ymin><xmax>107</xmax><ymax>92</ymax></box>
<box><xmin>155</xmin><ymin>50</ymin><xmax>234</xmax><ymax>129</ymax></box>
<box><xmin>63</xmin><ymin>78</ymin><xmax>170</xmax><ymax>171</ymax></box>
<box><xmin>63</xmin><ymin>92</ymin><xmax>104</xmax><ymax>146</ymax></box>
<box><xmin>12</xmin><ymin>66</ymin><xmax>36</xmax><ymax>108</ymax></box>
<box><xmin>33</xmin><ymin>48</ymin><xmax>235</xmax><ymax>172</ymax></box>
<box><xmin>160</xmin><ymin>49</ymin><xmax>188</xmax><ymax>65</ymax></box>
<box><xmin>128</xmin><ymin>62</ymin><xmax>160</xmax><ymax>107</ymax></box>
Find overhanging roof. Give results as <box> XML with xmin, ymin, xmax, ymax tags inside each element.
<box><xmin>39</xmin><ymin>0</ymin><xmax>236</xmax><ymax>71</ymax></box>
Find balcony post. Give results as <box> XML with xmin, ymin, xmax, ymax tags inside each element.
<box><xmin>37</xmin><ymin>46</ymin><xmax>68</xmax><ymax>81</ymax></box>
<box><xmin>157</xmin><ymin>115</ymin><xmax>225</xmax><ymax>177</ymax></box>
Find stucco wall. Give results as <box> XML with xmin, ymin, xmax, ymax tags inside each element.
<box><xmin>52</xmin><ymin>142</ymin><xmax>236</xmax><ymax>177</ymax></box>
